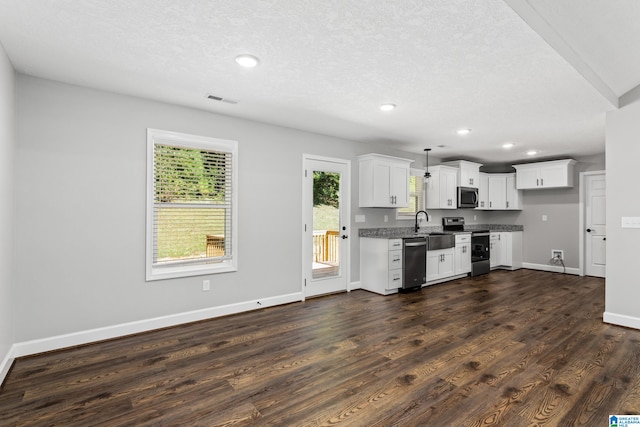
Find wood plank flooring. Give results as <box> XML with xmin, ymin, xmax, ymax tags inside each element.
<box><xmin>1</xmin><ymin>269</ymin><xmax>639</xmax><ymax>426</ymax></box>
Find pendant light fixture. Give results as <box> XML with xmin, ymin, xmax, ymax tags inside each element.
<box><xmin>424</xmin><ymin>148</ymin><xmax>432</xmax><ymax>180</ymax></box>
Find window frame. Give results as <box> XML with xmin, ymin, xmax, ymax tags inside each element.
<box><xmin>396</xmin><ymin>168</ymin><xmax>425</xmax><ymax>220</ymax></box>
<box><xmin>146</xmin><ymin>128</ymin><xmax>238</xmax><ymax>281</ymax></box>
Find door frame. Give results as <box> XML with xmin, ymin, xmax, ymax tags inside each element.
<box><xmin>578</xmin><ymin>170</ymin><xmax>605</xmax><ymax>276</ymax></box>
<box><xmin>301</xmin><ymin>154</ymin><xmax>351</xmax><ymax>300</ymax></box>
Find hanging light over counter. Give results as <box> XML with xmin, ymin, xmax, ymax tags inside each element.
<box><xmin>424</xmin><ymin>148</ymin><xmax>432</xmax><ymax>180</ymax></box>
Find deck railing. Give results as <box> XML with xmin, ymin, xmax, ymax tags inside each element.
<box><xmin>313</xmin><ymin>230</ymin><xmax>340</xmax><ymax>264</ymax></box>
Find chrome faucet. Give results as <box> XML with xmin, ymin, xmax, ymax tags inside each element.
<box><xmin>415</xmin><ymin>210</ymin><xmax>429</xmax><ymax>233</ymax></box>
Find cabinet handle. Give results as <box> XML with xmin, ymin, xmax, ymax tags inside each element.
<box><xmin>470</xmin><ymin>178</ymin><xmax>474</xmax><ymax>185</ymax></box>
<box><xmin>506</xmin><ymin>201</ymin><xmax>509</xmax><ymax>208</ymax></box>
<box><xmin>541</xmin><ymin>178</ymin><xmax>544</xmax><ymax>186</ymax></box>
<box><xmin>489</xmin><ymin>201</ymin><xmax>492</xmax><ymax>208</ymax></box>
<box><xmin>536</xmin><ymin>178</ymin><xmax>539</xmax><ymax>186</ymax></box>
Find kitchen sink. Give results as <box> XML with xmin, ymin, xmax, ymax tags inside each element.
<box><xmin>428</xmin><ymin>232</ymin><xmax>455</xmax><ymax>250</ymax></box>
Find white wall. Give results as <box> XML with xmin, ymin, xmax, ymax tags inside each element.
<box><xmin>0</xmin><ymin>42</ymin><xmax>15</xmax><ymax>374</ymax></box>
<box><xmin>604</xmin><ymin>93</ymin><xmax>640</xmax><ymax>328</ymax></box>
<box><xmin>14</xmin><ymin>75</ymin><xmax>431</xmax><ymax>344</ymax></box>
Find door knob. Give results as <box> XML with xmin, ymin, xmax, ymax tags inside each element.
<box><xmin>586</xmin><ymin>228</ymin><xmax>592</xmax><ymax>232</ymax></box>
<box><xmin>341</xmin><ymin>235</ymin><xmax>348</xmax><ymax>239</ymax></box>
<box><xmin>603</xmin><ymin>237</ymin><xmax>606</xmax><ymax>241</ymax></box>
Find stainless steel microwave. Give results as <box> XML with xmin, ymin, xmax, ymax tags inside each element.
<box><xmin>457</xmin><ymin>186</ymin><xmax>478</xmax><ymax>208</ymax></box>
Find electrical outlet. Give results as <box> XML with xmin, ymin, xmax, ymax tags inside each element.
<box><xmin>551</xmin><ymin>250</ymin><xmax>564</xmax><ymax>260</ymax></box>
<box><xmin>203</xmin><ymin>279</ymin><xmax>210</xmax><ymax>291</ymax></box>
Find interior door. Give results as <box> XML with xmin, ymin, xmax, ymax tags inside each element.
<box><xmin>585</xmin><ymin>173</ymin><xmax>606</xmax><ymax>277</ymax></box>
<box><xmin>302</xmin><ymin>155</ymin><xmax>350</xmax><ymax>298</ymax></box>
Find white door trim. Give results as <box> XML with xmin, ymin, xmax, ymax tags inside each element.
<box><xmin>578</xmin><ymin>170</ymin><xmax>605</xmax><ymax>276</ymax></box>
<box><xmin>302</xmin><ymin>154</ymin><xmax>351</xmax><ymax>299</ymax></box>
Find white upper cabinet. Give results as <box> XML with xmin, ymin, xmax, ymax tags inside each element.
<box><xmin>359</xmin><ymin>154</ymin><xmax>413</xmax><ymax>207</ymax></box>
<box><xmin>425</xmin><ymin>165</ymin><xmax>458</xmax><ymax>209</ymax></box>
<box><xmin>476</xmin><ymin>172</ymin><xmax>489</xmax><ymax>210</ymax></box>
<box><xmin>485</xmin><ymin>173</ymin><xmax>522</xmax><ymax>210</ymax></box>
<box><xmin>506</xmin><ymin>174</ymin><xmax>522</xmax><ymax>210</ymax></box>
<box><xmin>513</xmin><ymin>159</ymin><xmax>576</xmax><ymax>190</ymax></box>
<box><xmin>488</xmin><ymin>174</ymin><xmax>507</xmax><ymax>210</ymax></box>
<box><xmin>442</xmin><ymin>160</ymin><xmax>483</xmax><ymax>188</ymax></box>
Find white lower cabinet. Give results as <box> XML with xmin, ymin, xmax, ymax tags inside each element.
<box><xmin>454</xmin><ymin>234</ymin><xmax>472</xmax><ymax>275</ymax></box>
<box><xmin>490</xmin><ymin>231</ymin><xmax>523</xmax><ymax>270</ymax></box>
<box><xmin>490</xmin><ymin>233</ymin><xmax>504</xmax><ymax>268</ymax></box>
<box><xmin>426</xmin><ymin>248</ymin><xmax>455</xmax><ymax>282</ymax></box>
<box><xmin>360</xmin><ymin>238</ymin><xmax>404</xmax><ymax>295</ymax></box>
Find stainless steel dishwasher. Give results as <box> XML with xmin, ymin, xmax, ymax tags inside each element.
<box><xmin>401</xmin><ymin>237</ymin><xmax>427</xmax><ymax>292</ymax></box>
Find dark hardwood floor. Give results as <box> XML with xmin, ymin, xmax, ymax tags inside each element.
<box><xmin>1</xmin><ymin>269</ymin><xmax>639</xmax><ymax>426</ymax></box>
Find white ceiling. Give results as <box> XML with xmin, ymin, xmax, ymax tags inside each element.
<box><xmin>0</xmin><ymin>0</ymin><xmax>638</xmax><ymax>164</ymax></box>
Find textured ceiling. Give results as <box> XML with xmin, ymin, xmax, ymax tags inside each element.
<box><xmin>0</xmin><ymin>0</ymin><xmax>634</xmax><ymax>164</ymax></box>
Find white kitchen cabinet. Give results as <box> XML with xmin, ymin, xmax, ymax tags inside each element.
<box><xmin>360</xmin><ymin>238</ymin><xmax>404</xmax><ymax>295</ymax></box>
<box><xmin>513</xmin><ymin>159</ymin><xmax>576</xmax><ymax>190</ymax></box>
<box><xmin>490</xmin><ymin>233</ymin><xmax>504</xmax><ymax>268</ymax></box>
<box><xmin>476</xmin><ymin>172</ymin><xmax>489</xmax><ymax>210</ymax></box>
<box><xmin>442</xmin><ymin>160</ymin><xmax>482</xmax><ymax>188</ymax></box>
<box><xmin>505</xmin><ymin>174</ymin><xmax>522</xmax><ymax>210</ymax></box>
<box><xmin>454</xmin><ymin>234</ymin><xmax>472</xmax><ymax>275</ymax></box>
<box><xmin>426</xmin><ymin>248</ymin><xmax>455</xmax><ymax>282</ymax></box>
<box><xmin>486</xmin><ymin>173</ymin><xmax>522</xmax><ymax>210</ymax></box>
<box><xmin>358</xmin><ymin>154</ymin><xmax>413</xmax><ymax>207</ymax></box>
<box><xmin>490</xmin><ymin>231</ymin><xmax>523</xmax><ymax>270</ymax></box>
<box><xmin>488</xmin><ymin>175</ymin><xmax>507</xmax><ymax>210</ymax></box>
<box><xmin>425</xmin><ymin>165</ymin><xmax>457</xmax><ymax>210</ymax></box>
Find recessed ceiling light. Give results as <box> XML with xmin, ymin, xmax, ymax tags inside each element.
<box><xmin>379</xmin><ymin>103</ymin><xmax>396</xmax><ymax>111</ymax></box>
<box><xmin>457</xmin><ymin>129</ymin><xmax>471</xmax><ymax>135</ymax></box>
<box><xmin>235</xmin><ymin>54</ymin><xmax>260</xmax><ymax>68</ymax></box>
<box><xmin>502</xmin><ymin>143</ymin><xmax>514</xmax><ymax>149</ymax></box>
<box><xmin>526</xmin><ymin>150</ymin><xmax>538</xmax><ymax>156</ymax></box>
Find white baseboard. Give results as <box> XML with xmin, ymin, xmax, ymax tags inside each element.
<box><xmin>0</xmin><ymin>347</ymin><xmax>15</xmax><ymax>386</ymax></box>
<box><xmin>603</xmin><ymin>312</ymin><xmax>640</xmax><ymax>330</ymax></box>
<box><xmin>522</xmin><ymin>262</ymin><xmax>580</xmax><ymax>275</ymax></box>
<box><xmin>349</xmin><ymin>281</ymin><xmax>361</xmax><ymax>291</ymax></box>
<box><xmin>10</xmin><ymin>292</ymin><xmax>303</xmax><ymax>360</ymax></box>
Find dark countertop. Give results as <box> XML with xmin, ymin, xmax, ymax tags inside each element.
<box><xmin>358</xmin><ymin>224</ymin><xmax>523</xmax><ymax>239</ymax></box>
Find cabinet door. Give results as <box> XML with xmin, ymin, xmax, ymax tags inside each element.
<box><xmin>440</xmin><ymin>249</ymin><xmax>455</xmax><ymax>277</ymax></box>
<box><xmin>426</xmin><ymin>251</ymin><xmax>442</xmax><ymax>282</ymax></box>
<box><xmin>515</xmin><ymin>167</ymin><xmax>540</xmax><ymax>189</ymax></box>
<box><xmin>540</xmin><ymin>164</ymin><xmax>567</xmax><ymax>188</ymax></box>
<box><xmin>477</xmin><ymin>173</ymin><xmax>489</xmax><ymax>210</ymax></box>
<box><xmin>488</xmin><ymin>175</ymin><xmax>506</xmax><ymax>210</ymax></box>
<box><xmin>371</xmin><ymin>162</ymin><xmax>392</xmax><ymax>206</ymax></box>
<box><xmin>455</xmin><ymin>243</ymin><xmax>471</xmax><ymax>274</ymax></box>
<box><xmin>441</xmin><ymin>168</ymin><xmax>457</xmax><ymax>209</ymax></box>
<box><xmin>505</xmin><ymin>174</ymin><xmax>521</xmax><ymax>210</ymax></box>
<box><xmin>390</xmin><ymin>164</ymin><xmax>409</xmax><ymax>207</ymax></box>
<box><xmin>501</xmin><ymin>233</ymin><xmax>512</xmax><ymax>267</ymax></box>
<box><xmin>462</xmin><ymin>167</ymin><xmax>480</xmax><ymax>188</ymax></box>
<box><xmin>490</xmin><ymin>234</ymin><xmax>502</xmax><ymax>268</ymax></box>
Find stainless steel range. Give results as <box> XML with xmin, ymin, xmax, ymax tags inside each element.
<box><xmin>443</xmin><ymin>217</ymin><xmax>490</xmax><ymax>276</ymax></box>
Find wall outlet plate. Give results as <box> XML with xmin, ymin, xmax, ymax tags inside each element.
<box><xmin>551</xmin><ymin>250</ymin><xmax>564</xmax><ymax>260</ymax></box>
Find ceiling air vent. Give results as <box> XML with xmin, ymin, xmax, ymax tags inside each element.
<box><xmin>207</xmin><ymin>94</ymin><xmax>238</xmax><ymax>104</ymax></box>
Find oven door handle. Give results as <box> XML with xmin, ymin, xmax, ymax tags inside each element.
<box><xmin>472</xmin><ymin>232</ymin><xmax>490</xmax><ymax>237</ymax></box>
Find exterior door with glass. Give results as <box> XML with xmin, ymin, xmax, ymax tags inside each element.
<box><xmin>302</xmin><ymin>155</ymin><xmax>350</xmax><ymax>298</ymax></box>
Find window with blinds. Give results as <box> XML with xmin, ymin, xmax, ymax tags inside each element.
<box><xmin>397</xmin><ymin>170</ymin><xmax>425</xmax><ymax>219</ymax></box>
<box><xmin>146</xmin><ymin>129</ymin><xmax>238</xmax><ymax>281</ymax></box>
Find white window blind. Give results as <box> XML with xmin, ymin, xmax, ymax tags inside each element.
<box><xmin>146</xmin><ymin>129</ymin><xmax>238</xmax><ymax>281</ymax></box>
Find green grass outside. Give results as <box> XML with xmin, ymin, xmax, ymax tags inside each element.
<box><xmin>156</xmin><ymin>207</ymin><xmax>225</xmax><ymax>260</ymax></box>
<box><xmin>314</xmin><ymin>204</ymin><xmax>339</xmax><ymax>231</ymax></box>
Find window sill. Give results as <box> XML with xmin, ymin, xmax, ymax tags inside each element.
<box><xmin>146</xmin><ymin>260</ymin><xmax>237</xmax><ymax>281</ymax></box>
